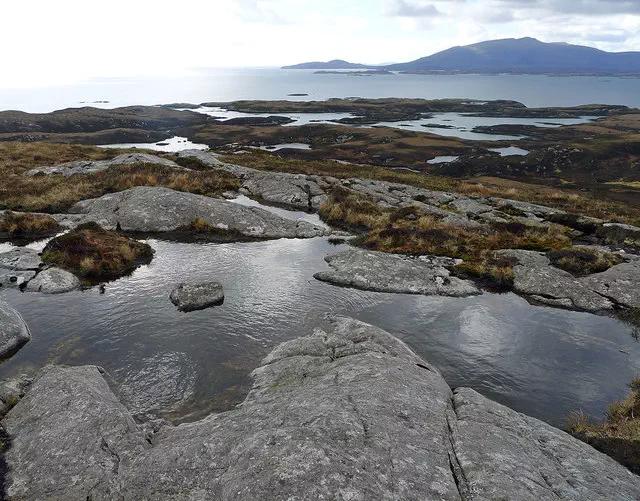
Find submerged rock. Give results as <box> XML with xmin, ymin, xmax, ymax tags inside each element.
<box><xmin>67</xmin><ymin>186</ymin><xmax>327</xmax><ymax>239</ymax></box>
<box><xmin>0</xmin><ymin>301</ymin><xmax>31</xmax><ymax>360</ymax></box>
<box><xmin>314</xmin><ymin>248</ymin><xmax>481</xmax><ymax>297</ymax></box>
<box><xmin>3</xmin><ymin>318</ymin><xmax>640</xmax><ymax>500</ymax></box>
<box><xmin>169</xmin><ymin>282</ymin><xmax>224</xmax><ymax>312</ymax></box>
<box><xmin>25</xmin><ymin>153</ymin><xmax>181</xmax><ymax>177</ymax></box>
<box><xmin>24</xmin><ymin>267</ymin><xmax>81</xmax><ymax>294</ymax></box>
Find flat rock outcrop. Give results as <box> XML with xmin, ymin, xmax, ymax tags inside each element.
<box><xmin>24</xmin><ymin>267</ymin><xmax>81</xmax><ymax>294</ymax></box>
<box><xmin>25</xmin><ymin>153</ymin><xmax>181</xmax><ymax>177</ymax></box>
<box><xmin>3</xmin><ymin>318</ymin><xmax>640</xmax><ymax>500</ymax></box>
<box><xmin>67</xmin><ymin>186</ymin><xmax>327</xmax><ymax>239</ymax></box>
<box><xmin>25</xmin><ymin>153</ymin><xmax>180</xmax><ymax>177</ymax></box>
<box><xmin>180</xmin><ymin>150</ymin><xmax>332</xmax><ymax>210</ymax></box>
<box><xmin>169</xmin><ymin>282</ymin><xmax>224</xmax><ymax>312</ymax></box>
<box><xmin>497</xmin><ymin>249</ymin><xmax>640</xmax><ymax>312</ymax></box>
<box><xmin>0</xmin><ymin>301</ymin><xmax>31</xmax><ymax>360</ymax></box>
<box><xmin>314</xmin><ymin>248</ymin><xmax>481</xmax><ymax>297</ymax></box>
<box><xmin>0</xmin><ymin>248</ymin><xmax>42</xmax><ymax>271</ymax></box>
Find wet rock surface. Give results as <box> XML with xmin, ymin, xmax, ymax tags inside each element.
<box><xmin>0</xmin><ymin>301</ymin><xmax>31</xmax><ymax>360</ymax></box>
<box><xmin>497</xmin><ymin>249</ymin><xmax>640</xmax><ymax>312</ymax></box>
<box><xmin>25</xmin><ymin>153</ymin><xmax>181</xmax><ymax>176</ymax></box>
<box><xmin>0</xmin><ymin>374</ymin><xmax>32</xmax><ymax>418</ymax></box>
<box><xmin>169</xmin><ymin>281</ymin><xmax>225</xmax><ymax>312</ymax></box>
<box><xmin>67</xmin><ymin>186</ymin><xmax>327</xmax><ymax>239</ymax></box>
<box><xmin>3</xmin><ymin>318</ymin><xmax>640</xmax><ymax>500</ymax></box>
<box><xmin>314</xmin><ymin>248</ymin><xmax>481</xmax><ymax>297</ymax></box>
<box><xmin>0</xmin><ymin>248</ymin><xmax>43</xmax><ymax>271</ymax></box>
<box><xmin>23</xmin><ymin>267</ymin><xmax>81</xmax><ymax>294</ymax></box>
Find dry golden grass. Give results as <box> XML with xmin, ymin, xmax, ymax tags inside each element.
<box><xmin>566</xmin><ymin>376</ymin><xmax>640</xmax><ymax>474</ymax></box>
<box><xmin>41</xmin><ymin>222</ymin><xmax>154</xmax><ymax>279</ymax></box>
<box><xmin>319</xmin><ymin>188</ymin><xmax>571</xmax><ymax>289</ymax></box>
<box><xmin>0</xmin><ymin>142</ymin><xmax>240</xmax><ymax>213</ymax></box>
<box><xmin>224</xmin><ymin>150</ymin><xmax>640</xmax><ymax>226</ymax></box>
<box><xmin>0</xmin><ymin>210</ymin><xmax>60</xmax><ymax>236</ymax></box>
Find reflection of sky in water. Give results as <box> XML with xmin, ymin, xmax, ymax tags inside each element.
<box><xmin>1</xmin><ymin>237</ymin><xmax>638</xmax><ymax>426</ymax></box>
<box><xmin>489</xmin><ymin>146</ymin><xmax>530</xmax><ymax>156</ymax></box>
<box><xmin>190</xmin><ymin>107</ymin><xmax>596</xmax><ymax>142</ymax></box>
<box><xmin>99</xmin><ymin>136</ymin><xmax>209</xmax><ymax>153</ymax></box>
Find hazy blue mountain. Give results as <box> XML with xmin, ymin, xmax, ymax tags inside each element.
<box><xmin>282</xmin><ymin>59</ymin><xmax>367</xmax><ymax>70</ymax></box>
<box><xmin>284</xmin><ymin>38</ymin><xmax>640</xmax><ymax>75</ymax></box>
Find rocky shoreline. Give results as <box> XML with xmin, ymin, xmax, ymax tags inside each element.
<box><xmin>2</xmin><ymin>317</ymin><xmax>639</xmax><ymax>500</ymax></box>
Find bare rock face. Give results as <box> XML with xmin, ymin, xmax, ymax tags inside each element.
<box><xmin>25</xmin><ymin>153</ymin><xmax>181</xmax><ymax>177</ymax></box>
<box><xmin>0</xmin><ymin>248</ymin><xmax>42</xmax><ymax>271</ymax></box>
<box><xmin>314</xmin><ymin>248</ymin><xmax>481</xmax><ymax>297</ymax></box>
<box><xmin>0</xmin><ymin>301</ymin><xmax>31</xmax><ymax>360</ymax></box>
<box><xmin>24</xmin><ymin>267</ymin><xmax>81</xmax><ymax>294</ymax></box>
<box><xmin>496</xmin><ymin>249</ymin><xmax>640</xmax><ymax>312</ymax></box>
<box><xmin>6</xmin><ymin>318</ymin><xmax>638</xmax><ymax>500</ymax></box>
<box><xmin>179</xmin><ymin>150</ymin><xmax>331</xmax><ymax>210</ymax></box>
<box><xmin>169</xmin><ymin>282</ymin><xmax>224</xmax><ymax>312</ymax></box>
<box><xmin>67</xmin><ymin>186</ymin><xmax>327</xmax><ymax>239</ymax></box>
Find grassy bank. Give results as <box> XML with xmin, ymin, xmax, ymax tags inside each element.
<box><xmin>222</xmin><ymin>150</ymin><xmax>640</xmax><ymax>226</ymax></box>
<box><xmin>0</xmin><ymin>143</ymin><xmax>240</xmax><ymax>213</ymax></box>
<box><xmin>567</xmin><ymin>377</ymin><xmax>640</xmax><ymax>474</ymax></box>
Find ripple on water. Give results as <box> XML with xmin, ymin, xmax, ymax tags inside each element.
<box><xmin>0</xmin><ymin>236</ymin><xmax>638</xmax><ymax>426</ymax></box>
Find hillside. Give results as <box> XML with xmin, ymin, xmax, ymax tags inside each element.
<box><xmin>284</xmin><ymin>37</ymin><xmax>640</xmax><ymax>75</ymax></box>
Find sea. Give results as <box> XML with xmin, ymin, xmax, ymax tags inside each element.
<box><xmin>1</xmin><ymin>68</ymin><xmax>639</xmax><ymax>113</ymax></box>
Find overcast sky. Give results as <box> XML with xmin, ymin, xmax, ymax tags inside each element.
<box><xmin>3</xmin><ymin>0</ymin><xmax>640</xmax><ymax>87</ymax></box>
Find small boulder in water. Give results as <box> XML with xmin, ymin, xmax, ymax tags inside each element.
<box><xmin>169</xmin><ymin>282</ymin><xmax>224</xmax><ymax>312</ymax></box>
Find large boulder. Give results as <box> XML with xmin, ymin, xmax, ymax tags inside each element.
<box><xmin>24</xmin><ymin>267</ymin><xmax>81</xmax><ymax>294</ymax></box>
<box><xmin>0</xmin><ymin>301</ymin><xmax>31</xmax><ymax>360</ymax></box>
<box><xmin>67</xmin><ymin>186</ymin><xmax>327</xmax><ymax>239</ymax></box>
<box><xmin>5</xmin><ymin>318</ymin><xmax>639</xmax><ymax>500</ymax></box>
<box><xmin>169</xmin><ymin>282</ymin><xmax>225</xmax><ymax>312</ymax></box>
<box><xmin>314</xmin><ymin>248</ymin><xmax>481</xmax><ymax>297</ymax></box>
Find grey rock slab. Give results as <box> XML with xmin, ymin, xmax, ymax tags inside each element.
<box><xmin>179</xmin><ymin>150</ymin><xmax>329</xmax><ymax>210</ymax></box>
<box><xmin>489</xmin><ymin>197</ymin><xmax>566</xmax><ymax>218</ymax></box>
<box><xmin>0</xmin><ymin>270</ymin><xmax>36</xmax><ymax>289</ymax></box>
<box><xmin>448</xmin><ymin>197</ymin><xmax>494</xmax><ymax>215</ymax></box>
<box><xmin>451</xmin><ymin>387</ymin><xmax>640</xmax><ymax>500</ymax></box>
<box><xmin>0</xmin><ymin>301</ymin><xmax>31</xmax><ymax>360</ymax></box>
<box><xmin>25</xmin><ymin>153</ymin><xmax>181</xmax><ymax>176</ymax></box>
<box><xmin>495</xmin><ymin>249</ymin><xmax>623</xmax><ymax>313</ymax></box>
<box><xmin>169</xmin><ymin>282</ymin><xmax>224</xmax><ymax>312</ymax></box>
<box><xmin>598</xmin><ymin>222</ymin><xmax>640</xmax><ymax>246</ymax></box>
<box><xmin>3</xmin><ymin>365</ymin><xmax>150</xmax><ymax>501</ymax></box>
<box><xmin>24</xmin><ymin>267</ymin><xmax>81</xmax><ymax>294</ymax></box>
<box><xmin>68</xmin><ymin>186</ymin><xmax>327</xmax><ymax>239</ymax></box>
<box><xmin>4</xmin><ymin>318</ymin><xmax>640</xmax><ymax>500</ymax></box>
<box><xmin>0</xmin><ymin>248</ymin><xmax>43</xmax><ymax>271</ymax></box>
<box><xmin>314</xmin><ymin>248</ymin><xmax>481</xmax><ymax>297</ymax></box>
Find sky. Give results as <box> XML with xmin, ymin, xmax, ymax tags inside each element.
<box><xmin>2</xmin><ymin>0</ymin><xmax>640</xmax><ymax>88</ymax></box>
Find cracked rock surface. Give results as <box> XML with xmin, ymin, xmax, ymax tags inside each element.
<box><xmin>67</xmin><ymin>186</ymin><xmax>327</xmax><ymax>239</ymax></box>
<box><xmin>0</xmin><ymin>301</ymin><xmax>31</xmax><ymax>360</ymax></box>
<box><xmin>497</xmin><ymin>249</ymin><xmax>640</xmax><ymax>313</ymax></box>
<box><xmin>5</xmin><ymin>317</ymin><xmax>639</xmax><ymax>500</ymax></box>
<box><xmin>169</xmin><ymin>281</ymin><xmax>225</xmax><ymax>312</ymax></box>
<box><xmin>25</xmin><ymin>153</ymin><xmax>181</xmax><ymax>177</ymax></box>
<box><xmin>314</xmin><ymin>248</ymin><xmax>481</xmax><ymax>297</ymax></box>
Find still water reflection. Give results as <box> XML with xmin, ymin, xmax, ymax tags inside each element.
<box><xmin>0</xmin><ymin>237</ymin><xmax>637</xmax><ymax>426</ymax></box>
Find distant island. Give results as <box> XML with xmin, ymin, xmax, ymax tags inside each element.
<box><xmin>282</xmin><ymin>37</ymin><xmax>640</xmax><ymax>75</ymax></box>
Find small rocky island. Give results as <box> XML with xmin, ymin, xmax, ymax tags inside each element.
<box><xmin>0</xmin><ymin>99</ymin><xmax>640</xmax><ymax>498</ymax></box>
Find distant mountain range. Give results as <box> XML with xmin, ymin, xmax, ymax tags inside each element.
<box><xmin>282</xmin><ymin>37</ymin><xmax>640</xmax><ymax>75</ymax></box>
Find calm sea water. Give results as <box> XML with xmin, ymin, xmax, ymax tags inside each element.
<box><xmin>1</xmin><ymin>68</ymin><xmax>639</xmax><ymax>113</ymax></box>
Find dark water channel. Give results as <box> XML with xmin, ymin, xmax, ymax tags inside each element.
<box><xmin>1</xmin><ymin>236</ymin><xmax>639</xmax><ymax>427</ymax></box>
